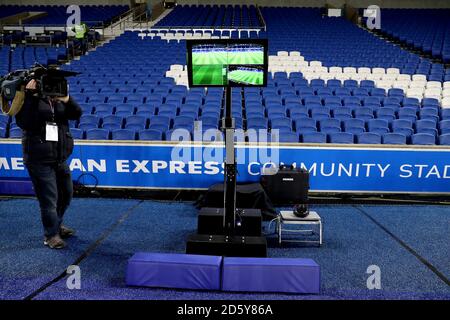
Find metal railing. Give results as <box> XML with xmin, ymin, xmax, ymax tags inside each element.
<box><xmin>107</xmin><ymin>3</ymin><xmax>148</xmax><ymax>33</ymax></box>
<box><xmin>256</xmin><ymin>5</ymin><xmax>267</xmax><ymax>31</ymax></box>
<box><xmin>135</xmin><ymin>26</ymin><xmax>265</xmax><ymax>39</ymax></box>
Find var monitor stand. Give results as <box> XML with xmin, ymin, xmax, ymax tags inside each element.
<box><xmin>186</xmin><ymin>86</ymin><xmax>267</xmax><ymax>257</ymax></box>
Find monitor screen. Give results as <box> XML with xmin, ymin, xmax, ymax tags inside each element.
<box><xmin>187</xmin><ymin>39</ymin><xmax>268</xmax><ymax>87</ymax></box>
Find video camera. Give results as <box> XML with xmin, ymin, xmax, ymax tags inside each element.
<box><xmin>0</xmin><ymin>64</ymin><xmax>80</xmax><ymax>116</ymax></box>
<box><xmin>0</xmin><ymin>64</ymin><xmax>80</xmax><ymax>100</ymax></box>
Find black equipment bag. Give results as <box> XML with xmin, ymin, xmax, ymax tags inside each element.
<box><xmin>260</xmin><ymin>165</ymin><xmax>309</xmax><ymax>205</ymax></box>
<box><xmin>195</xmin><ymin>183</ymin><xmax>277</xmax><ymax>220</ymax></box>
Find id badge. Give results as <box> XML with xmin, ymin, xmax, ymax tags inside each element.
<box><xmin>45</xmin><ymin>122</ymin><xmax>58</xmax><ymax>142</ymax></box>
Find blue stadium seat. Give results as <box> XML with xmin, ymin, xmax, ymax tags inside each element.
<box><xmin>438</xmin><ymin>134</ymin><xmax>450</xmax><ymax>145</ymax></box>
<box><xmin>112</xmin><ymin>129</ymin><xmax>135</xmax><ymax>140</ymax></box>
<box><xmin>439</xmin><ymin>120</ymin><xmax>450</xmax><ymax>135</ymax></box>
<box><xmin>319</xmin><ymin>118</ymin><xmax>340</xmax><ymax>130</ymax></box>
<box><xmin>367</xmin><ymin>119</ymin><xmax>389</xmax><ymax>131</ymax></box>
<box><xmin>392</xmin><ymin>119</ymin><xmax>413</xmax><ymax>130</ymax></box>
<box><xmin>136</xmin><ymin>106</ymin><xmax>156</xmax><ymax>117</ymax></box>
<box><xmin>70</xmin><ymin>128</ymin><xmax>84</xmax><ymax>139</ymax></box>
<box><xmin>383</xmin><ymin>97</ymin><xmax>401</xmax><ymax>106</ymax></box>
<box><xmin>422</xmin><ymin>98</ymin><xmax>440</xmax><ymax>107</ymax></box>
<box><xmin>78</xmin><ymin>123</ymin><xmax>98</xmax><ymax>131</ymax></box>
<box><xmin>166</xmin><ymin>128</ymin><xmax>191</xmax><ymax>141</ymax></box>
<box><xmin>415</xmin><ymin>120</ymin><xmax>438</xmax><ymax>136</ymax></box>
<box><xmin>247</xmin><ymin>117</ymin><xmax>268</xmax><ymax>129</ymax></box>
<box><xmin>301</xmin><ymin>132</ymin><xmax>326</xmax><ymax>143</ymax></box>
<box><xmin>343</xmin><ymin>80</ymin><xmax>358</xmax><ymax>88</ymax></box>
<box><xmin>278</xmin><ymin>132</ymin><xmax>299</xmax><ymax>143</ymax></box>
<box><xmin>125</xmin><ymin>115</ymin><xmax>147</xmax><ymax>130</ymax></box>
<box><xmin>86</xmin><ymin>129</ymin><xmax>109</xmax><ymax>140</ymax></box>
<box><xmin>442</xmin><ymin>109</ymin><xmax>450</xmax><ymax>120</ymax></box>
<box><xmin>329</xmin><ymin>132</ymin><xmax>354</xmax><ymax>144</ymax></box>
<box><xmin>343</xmin><ymin>118</ymin><xmax>364</xmax><ymax>130</ymax></box>
<box><xmin>364</xmin><ymin>96</ymin><xmax>382</xmax><ymax>107</ymax></box>
<box><xmin>345</xmin><ymin>126</ymin><xmax>365</xmax><ymax>135</ymax></box>
<box><xmin>271</xmin><ymin>118</ymin><xmax>292</xmax><ymax>130</ymax></box>
<box><xmin>327</xmin><ymin>79</ymin><xmax>342</xmax><ymax>88</ymax></box>
<box><xmin>9</xmin><ymin>127</ymin><xmax>22</xmax><ymax>138</ymax></box>
<box><xmin>419</xmin><ymin>107</ymin><xmax>439</xmax><ymax>120</ymax></box>
<box><xmin>321</xmin><ymin>126</ymin><xmax>341</xmax><ymax>134</ymax></box>
<box><xmin>335</xmin><ymin>88</ymin><xmax>351</xmax><ymax>97</ymax></box>
<box><xmin>411</xmin><ymin>133</ymin><xmax>435</xmax><ymax>145</ymax></box>
<box><xmin>94</xmin><ymin>104</ymin><xmax>113</xmax><ymax>114</ymax></box>
<box><xmin>398</xmin><ymin>107</ymin><xmax>417</xmax><ymax>122</ymax></box>
<box><xmin>382</xmin><ymin>133</ymin><xmax>406</xmax><ymax>145</ymax></box>
<box><xmin>388</xmin><ymin>88</ymin><xmax>404</xmax><ymax>97</ymax></box>
<box><xmin>360</xmin><ymin>80</ymin><xmax>375</xmax><ymax>89</ymax></box>
<box><xmin>80</xmin><ymin>114</ymin><xmax>100</xmax><ymax>125</ymax></box>
<box><xmin>356</xmin><ymin>132</ymin><xmax>381</xmax><ymax>144</ymax></box>
<box><xmin>354</xmin><ymin>107</ymin><xmax>374</xmax><ymax>120</ymax></box>
<box><xmin>376</xmin><ymin>107</ymin><xmax>396</xmax><ymax>121</ymax></box>
<box><xmin>138</xmin><ymin>129</ymin><xmax>163</xmax><ymax>141</ymax></box>
<box><xmin>0</xmin><ymin>114</ymin><xmax>9</xmax><ymax>126</ymax></box>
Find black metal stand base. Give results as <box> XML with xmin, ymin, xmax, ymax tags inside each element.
<box><xmin>198</xmin><ymin>207</ymin><xmax>262</xmax><ymax>237</ymax></box>
<box><xmin>186</xmin><ymin>234</ymin><xmax>267</xmax><ymax>257</ymax></box>
<box><xmin>186</xmin><ymin>86</ymin><xmax>267</xmax><ymax>257</ymax></box>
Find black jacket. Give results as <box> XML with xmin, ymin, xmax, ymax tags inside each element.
<box><xmin>16</xmin><ymin>93</ymin><xmax>82</xmax><ymax>164</ymax></box>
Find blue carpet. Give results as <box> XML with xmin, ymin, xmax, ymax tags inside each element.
<box><xmin>0</xmin><ymin>197</ymin><xmax>140</xmax><ymax>300</ymax></box>
<box><xmin>357</xmin><ymin>205</ymin><xmax>450</xmax><ymax>280</ymax></box>
<box><xmin>24</xmin><ymin>201</ymin><xmax>449</xmax><ymax>300</ymax></box>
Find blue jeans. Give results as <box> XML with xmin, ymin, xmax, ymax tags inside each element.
<box><xmin>26</xmin><ymin>162</ymin><xmax>73</xmax><ymax>238</ymax></box>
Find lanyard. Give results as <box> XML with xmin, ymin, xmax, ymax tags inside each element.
<box><xmin>48</xmin><ymin>98</ymin><xmax>55</xmax><ymax>122</ymax></box>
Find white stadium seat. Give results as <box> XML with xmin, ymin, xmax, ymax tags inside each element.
<box><xmin>343</xmin><ymin>67</ymin><xmax>357</xmax><ymax>74</ymax></box>
<box><xmin>397</xmin><ymin>74</ymin><xmax>411</xmax><ymax>82</ymax></box>
<box><xmin>386</xmin><ymin>68</ymin><xmax>400</xmax><ymax>74</ymax></box>
<box><xmin>372</xmin><ymin>67</ymin><xmax>386</xmax><ymax>74</ymax></box>
<box><xmin>426</xmin><ymin>81</ymin><xmax>442</xmax><ymax>89</ymax></box>
<box><xmin>329</xmin><ymin>66</ymin><xmax>343</xmax><ymax>74</ymax></box>
<box><xmin>309</xmin><ymin>60</ymin><xmax>322</xmax><ymax>67</ymax></box>
<box><xmin>442</xmin><ymin>97</ymin><xmax>450</xmax><ymax>108</ymax></box>
<box><xmin>357</xmin><ymin>67</ymin><xmax>371</xmax><ymax>74</ymax></box>
<box><xmin>412</xmin><ymin>74</ymin><xmax>427</xmax><ymax>81</ymax></box>
<box><xmin>382</xmin><ymin>74</ymin><xmax>398</xmax><ymax>81</ymax></box>
<box><xmin>170</xmin><ymin>64</ymin><xmax>184</xmax><ymax>71</ymax></box>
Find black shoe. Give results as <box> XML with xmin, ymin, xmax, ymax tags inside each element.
<box><xmin>44</xmin><ymin>235</ymin><xmax>66</xmax><ymax>249</ymax></box>
<box><xmin>60</xmin><ymin>225</ymin><xmax>75</xmax><ymax>239</ymax></box>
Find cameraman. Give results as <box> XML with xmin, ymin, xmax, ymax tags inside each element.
<box><xmin>15</xmin><ymin>79</ymin><xmax>82</xmax><ymax>249</ymax></box>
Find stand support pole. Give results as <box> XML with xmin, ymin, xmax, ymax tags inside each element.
<box><xmin>222</xmin><ymin>86</ymin><xmax>236</xmax><ymax>235</ymax></box>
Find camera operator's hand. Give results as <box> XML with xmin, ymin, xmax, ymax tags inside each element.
<box><xmin>25</xmin><ymin>79</ymin><xmax>37</xmax><ymax>91</ymax></box>
<box><xmin>54</xmin><ymin>95</ymin><xmax>70</xmax><ymax>104</ymax></box>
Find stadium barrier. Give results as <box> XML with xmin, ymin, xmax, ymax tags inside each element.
<box><xmin>1</xmin><ymin>139</ymin><xmax>450</xmax><ymax>194</ymax></box>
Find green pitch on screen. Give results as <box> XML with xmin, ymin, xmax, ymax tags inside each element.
<box><xmin>228</xmin><ymin>70</ymin><xmax>263</xmax><ymax>85</ymax></box>
<box><xmin>191</xmin><ymin>48</ymin><xmax>264</xmax><ymax>85</ymax></box>
<box><xmin>192</xmin><ymin>65</ymin><xmax>226</xmax><ymax>85</ymax></box>
<box><xmin>192</xmin><ymin>51</ymin><xmax>264</xmax><ymax>65</ymax></box>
